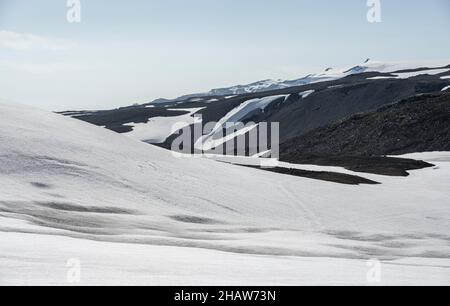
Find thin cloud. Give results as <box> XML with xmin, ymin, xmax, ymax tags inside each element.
<box><xmin>0</xmin><ymin>30</ymin><xmax>75</xmax><ymax>50</ymax></box>
<box><xmin>0</xmin><ymin>60</ymin><xmax>86</xmax><ymax>74</ymax></box>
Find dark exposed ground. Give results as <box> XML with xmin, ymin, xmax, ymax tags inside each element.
<box><xmin>245</xmin><ymin>74</ymin><xmax>449</xmax><ymax>143</ymax></box>
<box><xmin>280</xmin><ymin>93</ymin><xmax>450</xmax><ymax>156</ymax></box>
<box><xmin>62</xmin><ymin>108</ymin><xmax>192</xmax><ymax>133</ymax></box>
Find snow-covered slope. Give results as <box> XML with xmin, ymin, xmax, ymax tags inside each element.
<box><xmin>1</xmin><ymin>102</ymin><xmax>450</xmax><ymax>285</ymax></box>
<box><xmin>64</xmin><ymin>59</ymin><xmax>450</xmax><ymax>156</ymax></box>
<box><xmin>195</xmin><ymin>95</ymin><xmax>287</xmax><ymax>151</ymax></box>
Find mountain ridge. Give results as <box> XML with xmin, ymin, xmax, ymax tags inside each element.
<box><xmin>147</xmin><ymin>60</ymin><xmax>450</xmax><ymax>105</ymax></box>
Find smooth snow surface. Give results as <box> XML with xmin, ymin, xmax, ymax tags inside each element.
<box><xmin>123</xmin><ymin>108</ymin><xmax>204</xmax><ymax>143</ymax></box>
<box><xmin>361</xmin><ymin>60</ymin><xmax>450</xmax><ymax>73</ymax></box>
<box><xmin>0</xmin><ymin>102</ymin><xmax>449</xmax><ymax>285</ymax></box>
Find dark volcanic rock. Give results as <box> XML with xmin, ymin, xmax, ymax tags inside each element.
<box><xmin>280</xmin><ymin>92</ymin><xmax>450</xmax><ymax>157</ymax></box>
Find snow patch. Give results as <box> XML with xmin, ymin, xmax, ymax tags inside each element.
<box><xmin>195</xmin><ymin>95</ymin><xmax>286</xmax><ymax>151</ymax></box>
<box><xmin>395</xmin><ymin>69</ymin><xmax>450</xmax><ymax>79</ymax></box>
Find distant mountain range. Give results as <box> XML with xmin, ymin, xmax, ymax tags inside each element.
<box><xmin>61</xmin><ymin>60</ymin><xmax>450</xmax><ymax>175</ymax></box>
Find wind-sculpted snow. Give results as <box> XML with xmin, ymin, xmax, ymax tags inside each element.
<box><xmin>1</xmin><ymin>102</ymin><xmax>450</xmax><ymax>285</ymax></box>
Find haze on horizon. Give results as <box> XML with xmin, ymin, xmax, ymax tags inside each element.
<box><xmin>0</xmin><ymin>0</ymin><xmax>449</xmax><ymax>111</ymax></box>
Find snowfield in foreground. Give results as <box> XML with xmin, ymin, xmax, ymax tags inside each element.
<box><xmin>0</xmin><ymin>101</ymin><xmax>449</xmax><ymax>285</ymax></box>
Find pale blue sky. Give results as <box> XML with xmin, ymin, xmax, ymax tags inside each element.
<box><xmin>1</xmin><ymin>0</ymin><xmax>449</xmax><ymax>110</ymax></box>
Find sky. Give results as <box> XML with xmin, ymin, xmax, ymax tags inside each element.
<box><xmin>0</xmin><ymin>0</ymin><xmax>449</xmax><ymax>111</ymax></box>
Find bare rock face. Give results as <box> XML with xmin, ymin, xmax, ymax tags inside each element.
<box><xmin>280</xmin><ymin>93</ymin><xmax>450</xmax><ymax>158</ymax></box>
